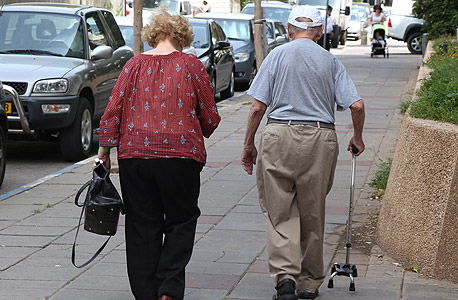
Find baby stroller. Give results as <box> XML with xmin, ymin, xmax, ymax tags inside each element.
<box><xmin>370</xmin><ymin>24</ymin><xmax>389</xmax><ymax>58</ymax></box>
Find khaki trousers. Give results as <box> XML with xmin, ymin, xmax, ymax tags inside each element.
<box><xmin>256</xmin><ymin>124</ymin><xmax>338</xmax><ymax>293</ymax></box>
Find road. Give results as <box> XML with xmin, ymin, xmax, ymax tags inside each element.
<box><xmin>0</xmin><ymin>92</ymin><xmax>246</xmax><ymax>195</ymax></box>
<box><xmin>0</xmin><ymin>37</ymin><xmax>419</xmax><ymax>197</ymax></box>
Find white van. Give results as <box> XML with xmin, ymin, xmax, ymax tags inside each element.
<box><xmin>387</xmin><ymin>0</ymin><xmax>424</xmax><ymax>54</ymax></box>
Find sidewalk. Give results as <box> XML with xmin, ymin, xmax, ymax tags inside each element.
<box><xmin>1</xmin><ymin>41</ymin><xmax>458</xmax><ymax>300</ymax></box>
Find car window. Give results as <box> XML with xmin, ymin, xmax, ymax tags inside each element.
<box><xmin>266</xmin><ymin>22</ymin><xmax>274</xmax><ymax>39</ymax></box>
<box><xmin>192</xmin><ymin>24</ymin><xmax>210</xmax><ymax>48</ymax></box>
<box><xmin>265</xmin><ymin>8</ymin><xmax>291</xmax><ymax>26</ymax></box>
<box><xmin>274</xmin><ymin>23</ymin><xmax>283</xmax><ymax>37</ymax></box>
<box><xmin>214</xmin><ymin>22</ymin><xmax>227</xmax><ymax>41</ymax></box>
<box><xmin>0</xmin><ymin>11</ymin><xmax>85</xmax><ymax>58</ymax></box>
<box><xmin>102</xmin><ymin>11</ymin><xmax>125</xmax><ymax>48</ymax></box>
<box><xmin>144</xmin><ymin>0</ymin><xmax>179</xmax><ymax>14</ymax></box>
<box><xmin>85</xmin><ymin>13</ymin><xmax>109</xmax><ymax>50</ymax></box>
<box><xmin>214</xmin><ymin>19</ymin><xmax>251</xmax><ymax>41</ymax></box>
<box><xmin>118</xmin><ymin>25</ymin><xmax>153</xmax><ymax>51</ymax></box>
<box><xmin>210</xmin><ymin>22</ymin><xmax>219</xmax><ymax>45</ymax></box>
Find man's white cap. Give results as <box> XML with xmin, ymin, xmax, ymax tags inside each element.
<box><xmin>287</xmin><ymin>5</ymin><xmax>323</xmax><ymax>29</ymax></box>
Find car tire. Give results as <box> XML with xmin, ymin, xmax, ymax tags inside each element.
<box><xmin>60</xmin><ymin>97</ymin><xmax>93</xmax><ymax>162</ymax></box>
<box><xmin>332</xmin><ymin>27</ymin><xmax>340</xmax><ymax>48</ymax></box>
<box><xmin>0</xmin><ymin>127</ymin><xmax>6</xmax><ymax>187</ymax></box>
<box><xmin>340</xmin><ymin>30</ymin><xmax>347</xmax><ymax>45</ymax></box>
<box><xmin>407</xmin><ymin>32</ymin><xmax>422</xmax><ymax>54</ymax></box>
<box><xmin>220</xmin><ymin>70</ymin><xmax>234</xmax><ymax>100</ymax></box>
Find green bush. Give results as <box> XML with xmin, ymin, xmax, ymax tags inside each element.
<box><xmin>369</xmin><ymin>157</ymin><xmax>392</xmax><ymax>197</ymax></box>
<box><xmin>409</xmin><ymin>39</ymin><xmax>458</xmax><ymax>125</ymax></box>
<box><xmin>412</xmin><ymin>0</ymin><xmax>458</xmax><ymax>38</ymax></box>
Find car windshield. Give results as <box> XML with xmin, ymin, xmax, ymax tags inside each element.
<box><xmin>212</xmin><ymin>19</ymin><xmax>251</xmax><ymax>41</ymax></box>
<box><xmin>242</xmin><ymin>6</ymin><xmax>291</xmax><ymax>26</ymax></box>
<box><xmin>191</xmin><ymin>24</ymin><xmax>210</xmax><ymax>49</ymax></box>
<box><xmin>0</xmin><ymin>12</ymin><xmax>85</xmax><ymax>58</ymax></box>
<box><xmin>351</xmin><ymin>14</ymin><xmax>359</xmax><ymax>22</ymax></box>
<box><xmin>118</xmin><ymin>25</ymin><xmax>153</xmax><ymax>51</ymax></box>
<box><xmin>296</xmin><ymin>0</ymin><xmax>339</xmax><ymax>9</ymax></box>
<box><xmin>143</xmin><ymin>0</ymin><xmax>179</xmax><ymax>13</ymax></box>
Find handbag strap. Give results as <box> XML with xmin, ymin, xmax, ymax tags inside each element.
<box><xmin>71</xmin><ymin>179</ymin><xmax>111</xmax><ymax>268</ymax></box>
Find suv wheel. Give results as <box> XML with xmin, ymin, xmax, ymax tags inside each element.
<box><xmin>60</xmin><ymin>97</ymin><xmax>93</xmax><ymax>162</ymax></box>
<box><xmin>0</xmin><ymin>127</ymin><xmax>6</xmax><ymax>187</ymax></box>
<box><xmin>407</xmin><ymin>32</ymin><xmax>422</xmax><ymax>54</ymax></box>
<box><xmin>220</xmin><ymin>70</ymin><xmax>234</xmax><ymax>100</ymax></box>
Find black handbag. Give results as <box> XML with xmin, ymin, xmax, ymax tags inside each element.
<box><xmin>72</xmin><ymin>162</ymin><xmax>124</xmax><ymax>268</ymax></box>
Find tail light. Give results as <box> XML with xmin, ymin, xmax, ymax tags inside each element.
<box><xmin>388</xmin><ymin>18</ymin><xmax>392</xmax><ymax>28</ymax></box>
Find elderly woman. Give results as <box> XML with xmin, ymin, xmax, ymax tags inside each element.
<box><xmin>97</xmin><ymin>8</ymin><xmax>220</xmax><ymax>300</ymax></box>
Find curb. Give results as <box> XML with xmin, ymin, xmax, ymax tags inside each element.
<box><xmin>0</xmin><ymin>155</ymin><xmax>96</xmax><ymax>202</ymax></box>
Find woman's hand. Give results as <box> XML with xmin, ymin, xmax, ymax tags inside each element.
<box><xmin>95</xmin><ymin>146</ymin><xmax>111</xmax><ymax>172</ymax></box>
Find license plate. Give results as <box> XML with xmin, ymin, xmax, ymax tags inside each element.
<box><xmin>3</xmin><ymin>102</ymin><xmax>12</xmax><ymax>114</ymax></box>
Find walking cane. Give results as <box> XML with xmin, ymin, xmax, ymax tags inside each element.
<box><xmin>327</xmin><ymin>145</ymin><xmax>359</xmax><ymax>292</ymax></box>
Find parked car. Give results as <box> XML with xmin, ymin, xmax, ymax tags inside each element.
<box><xmin>264</xmin><ymin>19</ymin><xmax>290</xmax><ymax>53</ymax></box>
<box><xmin>0</xmin><ymin>3</ymin><xmax>134</xmax><ymax>161</ymax></box>
<box><xmin>114</xmin><ymin>16</ymin><xmax>196</xmax><ymax>55</ymax></box>
<box><xmin>387</xmin><ymin>0</ymin><xmax>424</xmax><ymax>54</ymax></box>
<box><xmin>196</xmin><ymin>13</ymin><xmax>255</xmax><ymax>89</ymax></box>
<box><xmin>347</xmin><ymin>13</ymin><xmax>363</xmax><ymax>40</ymax></box>
<box><xmin>352</xmin><ymin>6</ymin><xmax>369</xmax><ymax>28</ymax></box>
<box><xmin>189</xmin><ymin>18</ymin><xmax>235</xmax><ymax>100</ymax></box>
<box><xmin>0</xmin><ymin>81</ymin><xmax>7</xmax><ymax>187</ymax></box>
<box><xmin>352</xmin><ymin>2</ymin><xmax>371</xmax><ymax>19</ymax></box>
<box><xmin>196</xmin><ymin>13</ymin><xmax>285</xmax><ymax>89</ymax></box>
<box><xmin>241</xmin><ymin>1</ymin><xmax>293</xmax><ymax>26</ymax></box>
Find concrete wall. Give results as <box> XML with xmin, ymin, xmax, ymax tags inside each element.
<box><xmin>376</xmin><ymin>42</ymin><xmax>458</xmax><ymax>283</ymax></box>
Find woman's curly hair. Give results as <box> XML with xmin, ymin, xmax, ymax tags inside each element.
<box><xmin>142</xmin><ymin>6</ymin><xmax>194</xmax><ymax>50</ymax></box>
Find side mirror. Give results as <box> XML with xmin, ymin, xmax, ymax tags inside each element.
<box><xmin>214</xmin><ymin>41</ymin><xmax>231</xmax><ymax>50</ymax></box>
<box><xmin>345</xmin><ymin>6</ymin><xmax>350</xmax><ymax>16</ymax></box>
<box><xmin>91</xmin><ymin>45</ymin><xmax>113</xmax><ymax>60</ymax></box>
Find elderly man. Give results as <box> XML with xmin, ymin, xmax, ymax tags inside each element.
<box><xmin>241</xmin><ymin>5</ymin><xmax>365</xmax><ymax>300</ymax></box>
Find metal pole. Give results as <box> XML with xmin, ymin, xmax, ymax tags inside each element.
<box><xmin>345</xmin><ymin>154</ymin><xmax>356</xmax><ymax>265</ymax></box>
<box><xmin>323</xmin><ymin>0</ymin><xmax>329</xmax><ymax>49</ymax></box>
<box><xmin>3</xmin><ymin>85</ymin><xmax>31</xmax><ymax>134</ymax></box>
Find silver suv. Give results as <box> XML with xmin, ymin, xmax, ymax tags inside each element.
<box><xmin>0</xmin><ymin>3</ymin><xmax>134</xmax><ymax>161</ymax></box>
<box><xmin>387</xmin><ymin>0</ymin><xmax>424</xmax><ymax>54</ymax></box>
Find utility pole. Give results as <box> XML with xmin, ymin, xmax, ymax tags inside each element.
<box><xmin>133</xmin><ymin>0</ymin><xmax>144</xmax><ymax>55</ymax></box>
<box><xmin>253</xmin><ymin>0</ymin><xmax>265</xmax><ymax>70</ymax></box>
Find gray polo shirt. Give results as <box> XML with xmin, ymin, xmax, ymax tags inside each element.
<box><xmin>247</xmin><ymin>38</ymin><xmax>360</xmax><ymax>123</ymax></box>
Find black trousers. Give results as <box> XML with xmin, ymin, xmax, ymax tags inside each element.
<box><xmin>318</xmin><ymin>33</ymin><xmax>332</xmax><ymax>51</ymax></box>
<box><xmin>119</xmin><ymin>158</ymin><xmax>202</xmax><ymax>300</ymax></box>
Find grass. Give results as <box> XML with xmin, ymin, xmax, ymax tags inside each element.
<box><xmin>32</xmin><ymin>209</ymin><xmax>42</xmax><ymax>214</ymax></box>
<box><xmin>369</xmin><ymin>157</ymin><xmax>392</xmax><ymax>197</ymax></box>
<box><xmin>400</xmin><ymin>100</ymin><xmax>412</xmax><ymax>114</ymax></box>
<box><xmin>409</xmin><ymin>38</ymin><xmax>458</xmax><ymax>125</ymax></box>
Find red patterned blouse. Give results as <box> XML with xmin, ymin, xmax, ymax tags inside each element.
<box><xmin>99</xmin><ymin>52</ymin><xmax>221</xmax><ymax>164</ymax></box>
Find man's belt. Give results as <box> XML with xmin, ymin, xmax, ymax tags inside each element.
<box><xmin>267</xmin><ymin>118</ymin><xmax>335</xmax><ymax>130</ymax></box>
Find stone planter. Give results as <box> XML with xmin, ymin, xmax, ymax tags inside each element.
<box><xmin>376</xmin><ymin>42</ymin><xmax>458</xmax><ymax>283</ymax></box>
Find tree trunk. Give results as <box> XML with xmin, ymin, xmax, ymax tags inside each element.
<box><xmin>253</xmin><ymin>0</ymin><xmax>265</xmax><ymax>70</ymax></box>
<box><xmin>133</xmin><ymin>0</ymin><xmax>144</xmax><ymax>55</ymax></box>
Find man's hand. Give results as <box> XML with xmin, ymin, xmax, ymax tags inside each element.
<box><xmin>347</xmin><ymin>137</ymin><xmax>365</xmax><ymax>156</ymax></box>
<box><xmin>242</xmin><ymin>144</ymin><xmax>258</xmax><ymax>175</ymax></box>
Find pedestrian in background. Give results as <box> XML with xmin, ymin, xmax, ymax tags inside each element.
<box><xmin>97</xmin><ymin>7</ymin><xmax>220</xmax><ymax>300</ymax></box>
<box><xmin>318</xmin><ymin>5</ymin><xmax>333</xmax><ymax>51</ymax></box>
<box><xmin>198</xmin><ymin>0</ymin><xmax>211</xmax><ymax>13</ymax></box>
<box><xmin>369</xmin><ymin>4</ymin><xmax>386</xmax><ymax>26</ymax></box>
<box><xmin>241</xmin><ymin>5</ymin><xmax>365</xmax><ymax>300</ymax></box>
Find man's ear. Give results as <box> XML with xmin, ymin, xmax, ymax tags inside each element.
<box><xmin>286</xmin><ymin>24</ymin><xmax>294</xmax><ymax>39</ymax></box>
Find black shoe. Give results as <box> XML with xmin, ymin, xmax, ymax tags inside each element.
<box><xmin>297</xmin><ymin>290</ymin><xmax>319</xmax><ymax>299</ymax></box>
<box><xmin>272</xmin><ymin>279</ymin><xmax>298</xmax><ymax>300</ymax></box>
